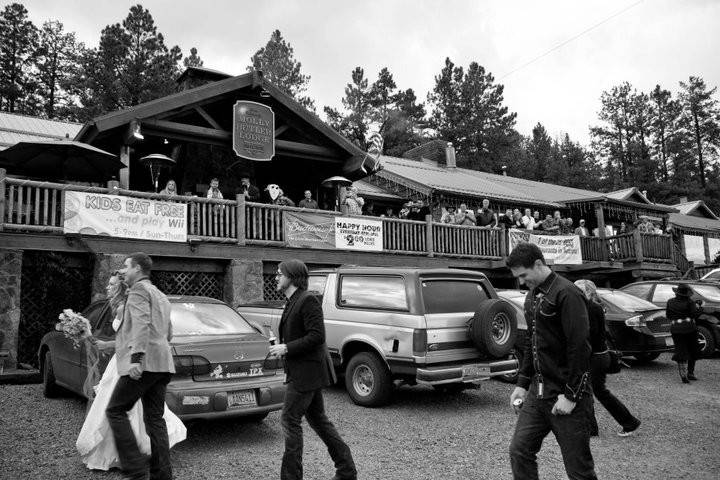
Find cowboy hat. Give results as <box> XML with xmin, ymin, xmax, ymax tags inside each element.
<box><xmin>672</xmin><ymin>284</ymin><xmax>692</xmax><ymax>297</ymax></box>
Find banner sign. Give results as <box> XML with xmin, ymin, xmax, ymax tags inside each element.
<box><xmin>683</xmin><ymin>234</ymin><xmax>706</xmax><ymax>263</ymax></box>
<box><xmin>63</xmin><ymin>191</ymin><xmax>187</xmax><ymax>242</ymax></box>
<box><xmin>335</xmin><ymin>217</ymin><xmax>383</xmax><ymax>251</ymax></box>
<box><xmin>233</xmin><ymin>100</ymin><xmax>275</xmax><ymax>161</ymax></box>
<box><xmin>283</xmin><ymin>212</ymin><xmax>384</xmax><ymax>251</ymax></box>
<box><xmin>284</xmin><ymin>212</ymin><xmax>336</xmax><ymax>249</ymax></box>
<box><xmin>509</xmin><ymin>230</ymin><xmax>582</xmax><ymax>265</ymax></box>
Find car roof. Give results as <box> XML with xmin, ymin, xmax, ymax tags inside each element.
<box><xmin>166</xmin><ymin>295</ymin><xmax>226</xmax><ymax>304</ymax></box>
<box><xmin>310</xmin><ymin>266</ymin><xmax>489</xmax><ymax>278</ymax></box>
<box><xmin>626</xmin><ymin>280</ymin><xmax>718</xmax><ymax>286</ymax></box>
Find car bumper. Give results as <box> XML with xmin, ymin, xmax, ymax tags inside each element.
<box><xmin>615</xmin><ymin>332</ymin><xmax>674</xmax><ymax>355</ymax></box>
<box><xmin>165</xmin><ymin>374</ymin><xmax>286</xmax><ymax>420</ymax></box>
<box><xmin>416</xmin><ymin>359</ymin><xmax>519</xmax><ymax>385</ymax></box>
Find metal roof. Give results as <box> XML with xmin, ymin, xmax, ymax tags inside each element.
<box><xmin>668</xmin><ymin>212</ymin><xmax>720</xmax><ymax>232</ymax></box>
<box><xmin>0</xmin><ymin>112</ymin><xmax>82</xmax><ymax>150</ymax></box>
<box><xmin>673</xmin><ymin>200</ymin><xmax>719</xmax><ymax>220</ymax></box>
<box><xmin>606</xmin><ymin>187</ymin><xmax>652</xmax><ymax>204</ymax></box>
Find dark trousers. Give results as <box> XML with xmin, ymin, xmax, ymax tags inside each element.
<box><xmin>280</xmin><ymin>382</ymin><xmax>356</xmax><ymax>480</ymax></box>
<box><xmin>588</xmin><ymin>352</ymin><xmax>640</xmax><ymax>434</ymax></box>
<box><xmin>509</xmin><ymin>389</ymin><xmax>597</xmax><ymax>480</ymax></box>
<box><xmin>672</xmin><ymin>331</ymin><xmax>700</xmax><ymax>373</ymax></box>
<box><xmin>106</xmin><ymin>372</ymin><xmax>172</xmax><ymax>480</ymax></box>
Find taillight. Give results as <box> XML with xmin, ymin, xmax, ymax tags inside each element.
<box><xmin>413</xmin><ymin>329</ymin><xmax>427</xmax><ymax>356</ymax></box>
<box><xmin>173</xmin><ymin>355</ymin><xmax>211</xmax><ymax>376</ymax></box>
<box><xmin>625</xmin><ymin>315</ymin><xmax>646</xmax><ymax>327</ymax></box>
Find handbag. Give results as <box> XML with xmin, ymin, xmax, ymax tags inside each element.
<box><xmin>605</xmin><ymin>349</ymin><xmax>624</xmax><ymax>374</ymax></box>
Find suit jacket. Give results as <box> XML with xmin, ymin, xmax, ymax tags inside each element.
<box><xmin>116</xmin><ymin>277</ymin><xmax>175</xmax><ymax>376</ymax></box>
<box><xmin>279</xmin><ymin>289</ymin><xmax>333</xmax><ymax>392</ymax></box>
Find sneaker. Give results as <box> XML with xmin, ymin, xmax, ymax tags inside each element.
<box><xmin>618</xmin><ymin>421</ymin><xmax>640</xmax><ymax>437</ymax></box>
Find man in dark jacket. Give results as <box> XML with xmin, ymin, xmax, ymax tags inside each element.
<box><xmin>507</xmin><ymin>243</ymin><xmax>596</xmax><ymax>480</ymax></box>
<box><xmin>666</xmin><ymin>284</ymin><xmax>702</xmax><ymax>383</ymax></box>
<box><xmin>269</xmin><ymin>259</ymin><xmax>356</xmax><ymax>480</ymax></box>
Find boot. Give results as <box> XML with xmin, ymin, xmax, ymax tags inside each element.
<box><xmin>687</xmin><ymin>359</ymin><xmax>697</xmax><ymax>381</ymax></box>
<box><xmin>678</xmin><ymin>362</ymin><xmax>689</xmax><ymax>383</ymax></box>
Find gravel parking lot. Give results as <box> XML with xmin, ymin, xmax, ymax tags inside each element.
<box><xmin>1</xmin><ymin>353</ymin><xmax>719</xmax><ymax>480</ymax></box>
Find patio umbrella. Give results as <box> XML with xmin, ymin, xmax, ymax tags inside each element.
<box><xmin>321</xmin><ymin>175</ymin><xmax>352</xmax><ymax>211</ymax></box>
<box><xmin>0</xmin><ymin>139</ymin><xmax>123</xmax><ymax>182</ymax></box>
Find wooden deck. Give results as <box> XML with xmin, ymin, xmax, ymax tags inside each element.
<box><xmin>0</xmin><ymin>173</ymin><xmax>682</xmax><ymax>275</ymax></box>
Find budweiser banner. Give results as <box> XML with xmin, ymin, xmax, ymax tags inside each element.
<box><xmin>508</xmin><ymin>230</ymin><xmax>582</xmax><ymax>265</ymax></box>
<box><xmin>63</xmin><ymin>191</ymin><xmax>187</xmax><ymax>242</ymax></box>
<box><xmin>284</xmin><ymin>211</ymin><xmax>336</xmax><ymax>249</ymax></box>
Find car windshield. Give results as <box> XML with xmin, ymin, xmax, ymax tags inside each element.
<box><xmin>171</xmin><ymin>302</ymin><xmax>256</xmax><ymax>336</ymax></box>
<box><xmin>598</xmin><ymin>290</ymin><xmax>659</xmax><ymax>312</ymax></box>
<box><xmin>691</xmin><ymin>284</ymin><xmax>720</xmax><ymax>302</ymax></box>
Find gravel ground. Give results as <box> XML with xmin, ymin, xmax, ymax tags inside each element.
<box><xmin>1</xmin><ymin>353</ymin><xmax>719</xmax><ymax>480</ymax></box>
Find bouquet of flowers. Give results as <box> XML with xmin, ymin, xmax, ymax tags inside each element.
<box><xmin>56</xmin><ymin>309</ymin><xmax>93</xmax><ymax>349</ymax></box>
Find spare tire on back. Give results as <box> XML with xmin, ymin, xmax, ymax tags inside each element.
<box><xmin>468</xmin><ymin>299</ymin><xmax>517</xmax><ymax>358</ymax></box>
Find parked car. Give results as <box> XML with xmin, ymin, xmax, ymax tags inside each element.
<box><xmin>494</xmin><ymin>289</ymin><xmax>529</xmax><ymax>382</ymax></box>
<box><xmin>620</xmin><ymin>280</ymin><xmax>720</xmax><ymax>356</ymax></box>
<box><xmin>595</xmin><ymin>288</ymin><xmax>674</xmax><ymax>363</ymax></box>
<box><xmin>238</xmin><ymin>267</ymin><xmax>519</xmax><ymax>407</ymax></box>
<box><xmin>39</xmin><ymin>296</ymin><xmax>286</xmax><ymax>421</ymax></box>
<box><xmin>699</xmin><ymin>267</ymin><xmax>720</xmax><ymax>282</ymax></box>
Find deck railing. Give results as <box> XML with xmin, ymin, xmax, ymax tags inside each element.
<box><xmin>0</xmin><ymin>171</ymin><xmax>681</xmax><ymax>267</ymax></box>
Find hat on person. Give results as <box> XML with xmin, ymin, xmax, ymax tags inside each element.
<box><xmin>574</xmin><ymin>279</ymin><xmax>597</xmax><ymax>301</ymax></box>
<box><xmin>639</xmin><ymin>215</ymin><xmax>650</xmax><ymax>220</ymax></box>
<box><xmin>672</xmin><ymin>284</ymin><xmax>692</xmax><ymax>297</ymax></box>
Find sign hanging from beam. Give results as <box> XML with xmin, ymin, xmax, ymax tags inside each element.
<box><xmin>233</xmin><ymin>100</ymin><xmax>275</xmax><ymax>161</ymax></box>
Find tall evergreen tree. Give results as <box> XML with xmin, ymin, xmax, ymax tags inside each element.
<box><xmin>678</xmin><ymin>76</ymin><xmax>720</xmax><ymax>188</ymax></box>
<box><xmin>34</xmin><ymin>20</ymin><xmax>83</xmax><ymax>119</ymax></box>
<box><xmin>527</xmin><ymin>123</ymin><xmax>553</xmax><ymax>181</ymax></box>
<box><xmin>183</xmin><ymin>47</ymin><xmax>203</xmax><ymax>68</ymax></box>
<box><xmin>249</xmin><ymin>30</ymin><xmax>314</xmax><ymax>110</ymax></box>
<box><xmin>427</xmin><ymin>57</ymin><xmax>517</xmax><ymax>171</ymax></box>
<box><xmin>0</xmin><ymin>2</ymin><xmax>38</xmax><ymax>113</ymax></box>
<box><xmin>324</xmin><ymin>66</ymin><xmax>371</xmax><ymax>147</ymax></box>
<box><xmin>76</xmin><ymin>4</ymin><xmax>182</xmax><ymax>119</ymax></box>
<box><xmin>590</xmin><ymin>82</ymin><xmax>633</xmax><ymax>185</ymax></box>
<box><xmin>649</xmin><ymin>85</ymin><xmax>680</xmax><ymax>182</ymax></box>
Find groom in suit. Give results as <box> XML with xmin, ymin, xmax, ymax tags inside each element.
<box><xmin>269</xmin><ymin>259</ymin><xmax>357</xmax><ymax>480</ymax></box>
<box><xmin>107</xmin><ymin>252</ymin><xmax>175</xmax><ymax>480</ymax></box>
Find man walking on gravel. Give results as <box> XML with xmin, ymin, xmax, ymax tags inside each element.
<box><xmin>507</xmin><ymin>243</ymin><xmax>596</xmax><ymax>480</ymax></box>
<box><xmin>269</xmin><ymin>259</ymin><xmax>357</xmax><ymax>480</ymax></box>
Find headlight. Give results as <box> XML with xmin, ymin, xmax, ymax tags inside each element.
<box><xmin>625</xmin><ymin>315</ymin><xmax>646</xmax><ymax>327</ymax></box>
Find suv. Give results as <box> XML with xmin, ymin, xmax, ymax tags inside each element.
<box><xmin>620</xmin><ymin>280</ymin><xmax>720</xmax><ymax>357</ymax></box>
<box><xmin>238</xmin><ymin>267</ymin><xmax>519</xmax><ymax>407</ymax></box>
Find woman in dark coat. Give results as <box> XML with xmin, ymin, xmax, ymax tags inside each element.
<box><xmin>575</xmin><ymin>280</ymin><xmax>641</xmax><ymax>437</ymax></box>
<box><xmin>666</xmin><ymin>284</ymin><xmax>702</xmax><ymax>383</ymax></box>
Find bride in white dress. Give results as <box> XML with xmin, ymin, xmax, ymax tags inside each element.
<box><xmin>76</xmin><ymin>272</ymin><xmax>186</xmax><ymax>471</ymax></box>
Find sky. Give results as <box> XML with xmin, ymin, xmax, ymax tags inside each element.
<box><xmin>18</xmin><ymin>0</ymin><xmax>720</xmax><ymax>145</ymax></box>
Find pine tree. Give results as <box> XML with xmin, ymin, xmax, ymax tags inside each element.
<box><xmin>249</xmin><ymin>30</ymin><xmax>314</xmax><ymax>110</ymax></box>
<box><xmin>678</xmin><ymin>76</ymin><xmax>720</xmax><ymax>188</ymax></box>
<box><xmin>324</xmin><ymin>66</ymin><xmax>371</xmax><ymax>147</ymax></box>
<box><xmin>649</xmin><ymin>85</ymin><xmax>681</xmax><ymax>182</ymax></box>
<box><xmin>0</xmin><ymin>3</ymin><xmax>38</xmax><ymax>113</ymax></box>
<box><xmin>527</xmin><ymin>123</ymin><xmax>553</xmax><ymax>181</ymax></box>
<box><xmin>183</xmin><ymin>47</ymin><xmax>203</xmax><ymax>68</ymax></box>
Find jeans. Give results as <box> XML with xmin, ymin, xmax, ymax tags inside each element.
<box><xmin>588</xmin><ymin>352</ymin><xmax>640</xmax><ymax>433</ymax></box>
<box><xmin>510</xmin><ymin>388</ymin><xmax>597</xmax><ymax>480</ymax></box>
<box><xmin>106</xmin><ymin>372</ymin><xmax>172</xmax><ymax>480</ymax></box>
<box><xmin>281</xmin><ymin>382</ymin><xmax>356</xmax><ymax>480</ymax></box>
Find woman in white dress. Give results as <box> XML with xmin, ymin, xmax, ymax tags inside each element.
<box><xmin>76</xmin><ymin>272</ymin><xmax>186</xmax><ymax>471</ymax></box>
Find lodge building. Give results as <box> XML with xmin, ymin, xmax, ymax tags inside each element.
<box><xmin>1</xmin><ymin>67</ymin><xmax>718</xmax><ymax>371</ymax></box>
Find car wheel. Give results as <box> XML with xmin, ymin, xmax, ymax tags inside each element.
<box><xmin>633</xmin><ymin>352</ymin><xmax>661</xmax><ymax>363</ymax></box>
<box><xmin>696</xmin><ymin>325</ymin><xmax>716</xmax><ymax>357</ymax></box>
<box><xmin>469</xmin><ymin>299</ymin><xmax>518</xmax><ymax>358</ymax></box>
<box><xmin>497</xmin><ymin>348</ymin><xmax>522</xmax><ymax>383</ymax></box>
<box><xmin>42</xmin><ymin>350</ymin><xmax>62</xmax><ymax>398</ymax></box>
<box><xmin>344</xmin><ymin>352</ymin><xmax>392</xmax><ymax>407</ymax></box>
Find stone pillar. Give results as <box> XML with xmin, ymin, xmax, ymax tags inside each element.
<box><xmin>224</xmin><ymin>259</ymin><xmax>264</xmax><ymax>308</ymax></box>
<box><xmin>0</xmin><ymin>250</ymin><xmax>22</xmax><ymax>370</ymax></box>
<box><xmin>91</xmin><ymin>254</ymin><xmax>127</xmax><ymax>302</ymax></box>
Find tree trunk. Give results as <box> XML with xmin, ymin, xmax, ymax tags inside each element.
<box><xmin>693</xmin><ymin>111</ymin><xmax>706</xmax><ymax>187</ymax></box>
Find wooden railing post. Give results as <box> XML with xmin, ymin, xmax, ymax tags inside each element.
<box><xmin>633</xmin><ymin>230</ymin><xmax>644</xmax><ymax>263</ymax></box>
<box><xmin>0</xmin><ymin>168</ymin><xmax>6</xmax><ymax>231</ymax></box>
<box><xmin>425</xmin><ymin>214</ymin><xmax>434</xmax><ymax>257</ymax></box>
<box><xmin>499</xmin><ymin>227</ymin><xmax>507</xmax><ymax>258</ymax></box>
<box><xmin>703</xmin><ymin>235</ymin><xmax>710</xmax><ymax>264</ymax></box>
<box><xmin>236</xmin><ymin>194</ymin><xmax>246</xmax><ymax>246</ymax></box>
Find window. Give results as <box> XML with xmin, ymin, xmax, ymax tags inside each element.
<box><xmin>172</xmin><ymin>303</ymin><xmax>257</xmax><ymax>336</ymax></box>
<box><xmin>308</xmin><ymin>275</ymin><xmax>328</xmax><ymax>298</ymax></box>
<box><xmin>621</xmin><ymin>283</ymin><xmax>653</xmax><ymax>301</ymax></box>
<box><xmin>339</xmin><ymin>275</ymin><xmax>408</xmax><ymax>310</ymax></box>
<box><xmin>702</xmin><ymin>269</ymin><xmax>720</xmax><ymax>281</ymax></box>
<box><xmin>598</xmin><ymin>290</ymin><xmax>659</xmax><ymax>312</ymax></box>
<box><xmin>422</xmin><ymin>280</ymin><xmax>490</xmax><ymax>313</ymax></box>
<box><xmin>651</xmin><ymin>284</ymin><xmax>676</xmax><ymax>304</ymax></box>
<box><xmin>690</xmin><ymin>284</ymin><xmax>720</xmax><ymax>302</ymax></box>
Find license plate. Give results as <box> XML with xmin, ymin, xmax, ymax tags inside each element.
<box><xmin>462</xmin><ymin>365</ymin><xmax>490</xmax><ymax>378</ymax></box>
<box><xmin>665</xmin><ymin>337</ymin><xmax>674</xmax><ymax>346</ymax></box>
<box><xmin>228</xmin><ymin>390</ymin><xmax>257</xmax><ymax>408</ymax></box>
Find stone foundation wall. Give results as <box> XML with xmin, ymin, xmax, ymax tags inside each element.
<box><xmin>0</xmin><ymin>250</ymin><xmax>22</xmax><ymax>370</ymax></box>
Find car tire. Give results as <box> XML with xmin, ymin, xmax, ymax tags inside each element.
<box><xmin>42</xmin><ymin>350</ymin><xmax>62</xmax><ymax>398</ymax></box>
<box><xmin>696</xmin><ymin>325</ymin><xmax>716</xmax><ymax>357</ymax></box>
<box><xmin>497</xmin><ymin>348</ymin><xmax>522</xmax><ymax>383</ymax></box>
<box><xmin>633</xmin><ymin>352</ymin><xmax>661</xmax><ymax>363</ymax></box>
<box><xmin>468</xmin><ymin>299</ymin><xmax>517</xmax><ymax>358</ymax></box>
<box><xmin>345</xmin><ymin>352</ymin><xmax>392</xmax><ymax>407</ymax></box>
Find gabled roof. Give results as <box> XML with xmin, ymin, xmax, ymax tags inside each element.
<box><xmin>673</xmin><ymin>200</ymin><xmax>719</xmax><ymax>220</ymax></box>
<box><xmin>669</xmin><ymin>212</ymin><xmax>720</xmax><ymax>232</ymax></box>
<box><xmin>606</xmin><ymin>187</ymin><xmax>652</xmax><ymax>204</ymax></box>
<box><xmin>0</xmin><ymin>112</ymin><xmax>82</xmax><ymax>150</ymax></box>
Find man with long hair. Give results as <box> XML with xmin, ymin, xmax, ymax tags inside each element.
<box><xmin>269</xmin><ymin>259</ymin><xmax>356</xmax><ymax>480</ymax></box>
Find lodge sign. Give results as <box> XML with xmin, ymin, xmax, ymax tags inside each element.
<box><xmin>233</xmin><ymin>100</ymin><xmax>275</xmax><ymax>161</ymax></box>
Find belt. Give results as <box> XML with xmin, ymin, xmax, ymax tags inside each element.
<box><xmin>671</xmin><ymin>318</ymin><xmax>694</xmax><ymax>325</ymax></box>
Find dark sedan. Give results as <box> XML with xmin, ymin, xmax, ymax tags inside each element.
<box><xmin>620</xmin><ymin>280</ymin><xmax>720</xmax><ymax>357</ymax></box>
<box><xmin>38</xmin><ymin>296</ymin><xmax>286</xmax><ymax>421</ymax></box>
<box><xmin>596</xmin><ymin>289</ymin><xmax>674</xmax><ymax>363</ymax></box>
